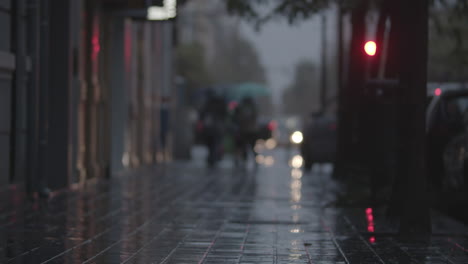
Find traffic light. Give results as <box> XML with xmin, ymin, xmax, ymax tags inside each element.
<box><xmin>364</xmin><ymin>41</ymin><xmax>377</xmax><ymax>56</ymax></box>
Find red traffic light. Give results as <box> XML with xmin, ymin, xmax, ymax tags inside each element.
<box><xmin>364</xmin><ymin>41</ymin><xmax>377</xmax><ymax>56</ymax></box>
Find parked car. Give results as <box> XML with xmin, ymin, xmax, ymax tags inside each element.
<box><xmin>426</xmin><ymin>85</ymin><xmax>468</xmax><ymax>201</ymax></box>
<box><xmin>300</xmin><ymin>112</ymin><xmax>337</xmax><ymax>170</ymax></box>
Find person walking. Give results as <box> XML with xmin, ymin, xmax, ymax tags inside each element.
<box><xmin>198</xmin><ymin>89</ymin><xmax>228</xmax><ymax>167</ymax></box>
<box><xmin>233</xmin><ymin>97</ymin><xmax>258</xmax><ymax>167</ymax></box>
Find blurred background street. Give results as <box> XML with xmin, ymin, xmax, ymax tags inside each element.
<box><xmin>1</xmin><ymin>0</ymin><xmax>468</xmax><ymax>262</ymax></box>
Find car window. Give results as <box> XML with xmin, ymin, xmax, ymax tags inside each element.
<box><xmin>442</xmin><ymin>96</ymin><xmax>468</xmax><ymax>126</ymax></box>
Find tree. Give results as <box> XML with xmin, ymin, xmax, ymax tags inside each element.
<box><xmin>175</xmin><ymin>42</ymin><xmax>212</xmax><ymax>103</ymax></box>
<box><xmin>209</xmin><ymin>32</ymin><xmax>267</xmax><ymax>85</ymax></box>
<box><xmin>209</xmin><ymin>32</ymin><xmax>271</xmax><ymax>114</ymax></box>
<box><xmin>226</xmin><ymin>0</ymin><xmax>337</xmax><ymax>25</ymax></box>
<box><xmin>428</xmin><ymin>2</ymin><xmax>468</xmax><ymax>81</ymax></box>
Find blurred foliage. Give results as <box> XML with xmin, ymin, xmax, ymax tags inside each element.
<box><xmin>209</xmin><ymin>33</ymin><xmax>267</xmax><ymax>85</ymax></box>
<box><xmin>429</xmin><ymin>0</ymin><xmax>468</xmax><ymax>81</ymax></box>
<box><xmin>225</xmin><ymin>0</ymin><xmax>377</xmax><ymax>27</ymax></box>
<box><xmin>226</xmin><ymin>0</ymin><xmax>468</xmax><ymax>82</ymax></box>
<box><xmin>283</xmin><ymin>60</ymin><xmax>319</xmax><ymax>115</ymax></box>
<box><xmin>226</xmin><ymin>0</ymin><xmax>468</xmax><ymax>25</ymax></box>
<box><xmin>176</xmin><ymin>42</ymin><xmax>212</xmax><ymax>96</ymax></box>
<box><xmin>175</xmin><ymin>36</ymin><xmax>267</xmax><ymax>105</ymax></box>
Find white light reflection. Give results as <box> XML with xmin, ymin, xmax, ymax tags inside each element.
<box><xmin>290</xmin><ymin>228</ymin><xmax>301</xmax><ymax>233</ymax></box>
<box><xmin>265</xmin><ymin>138</ymin><xmax>277</xmax><ymax>150</ymax></box>
<box><xmin>290</xmin><ymin>168</ymin><xmax>302</xmax><ymax>202</ymax></box>
<box><xmin>290</xmin><ymin>155</ymin><xmax>303</xmax><ymax>169</ymax></box>
<box><xmin>254</xmin><ymin>140</ymin><xmax>265</xmax><ymax>153</ymax></box>
<box><xmin>291</xmin><ymin>168</ymin><xmax>302</xmax><ymax>179</ymax></box>
<box><xmin>255</xmin><ymin>154</ymin><xmax>265</xmax><ymax>164</ymax></box>
<box><xmin>291</xmin><ymin>204</ymin><xmax>302</xmax><ymax>210</ymax></box>
<box><xmin>290</xmin><ymin>179</ymin><xmax>302</xmax><ymax>189</ymax></box>
<box><xmin>264</xmin><ymin>156</ymin><xmax>275</xmax><ymax>167</ymax></box>
<box><xmin>288</xmin><ymin>253</ymin><xmax>301</xmax><ymax>260</ymax></box>
<box><xmin>291</xmin><ymin>189</ymin><xmax>301</xmax><ymax>202</ymax></box>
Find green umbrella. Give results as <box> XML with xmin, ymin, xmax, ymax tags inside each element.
<box><xmin>226</xmin><ymin>82</ymin><xmax>270</xmax><ymax>101</ymax></box>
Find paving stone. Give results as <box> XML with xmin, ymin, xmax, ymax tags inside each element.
<box><xmin>0</xmin><ymin>149</ymin><xmax>467</xmax><ymax>263</ymax></box>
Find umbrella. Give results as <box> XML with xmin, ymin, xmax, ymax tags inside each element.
<box><xmin>225</xmin><ymin>82</ymin><xmax>270</xmax><ymax>101</ymax></box>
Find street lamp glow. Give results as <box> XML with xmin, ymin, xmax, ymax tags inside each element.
<box><xmin>290</xmin><ymin>131</ymin><xmax>303</xmax><ymax>144</ymax></box>
<box><xmin>364</xmin><ymin>41</ymin><xmax>377</xmax><ymax>56</ymax></box>
<box><xmin>147</xmin><ymin>0</ymin><xmax>177</xmax><ymax>20</ymax></box>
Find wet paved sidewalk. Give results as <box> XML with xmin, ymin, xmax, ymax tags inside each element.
<box><xmin>1</xmin><ymin>148</ymin><xmax>468</xmax><ymax>263</ymax></box>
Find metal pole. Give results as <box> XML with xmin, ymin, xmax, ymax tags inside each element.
<box><xmin>12</xmin><ymin>0</ymin><xmax>27</xmax><ymax>182</ymax></box>
<box><xmin>26</xmin><ymin>0</ymin><xmax>41</xmax><ymax>195</ymax></box>
<box><xmin>337</xmin><ymin>6</ymin><xmax>343</xmax><ymax>100</ymax></box>
<box><xmin>378</xmin><ymin>19</ymin><xmax>391</xmax><ymax>80</ymax></box>
<box><xmin>37</xmin><ymin>0</ymin><xmax>50</xmax><ymax>196</ymax></box>
<box><xmin>320</xmin><ymin>14</ymin><xmax>327</xmax><ymax>113</ymax></box>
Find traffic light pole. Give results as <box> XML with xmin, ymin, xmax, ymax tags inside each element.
<box><xmin>26</xmin><ymin>0</ymin><xmax>41</xmax><ymax>196</ymax></box>
<box><xmin>335</xmin><ymin>0</ymin><xmax>367</xmax><ymax>178</ymax></box>
<box><xmin>388</xmin><ymin>0</ymin><xmax>431</xmax><ymax>238</ymax></box>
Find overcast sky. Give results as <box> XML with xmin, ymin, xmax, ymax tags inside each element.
<box><xmin>240</xmin><ymin>16</ymin><xmax>323</xmax><ymax>105</ymax></box>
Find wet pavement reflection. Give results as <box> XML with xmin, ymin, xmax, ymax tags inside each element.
<box><xmin>1</xmin><ymin>147</ymin><xmax>468</xmax><ymax>263</ymax></box>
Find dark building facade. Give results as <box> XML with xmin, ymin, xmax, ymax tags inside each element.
<box><xmin>1</xmin><ymin>0</ymin><xmax>175</xmax><ymax>191</ymax></box>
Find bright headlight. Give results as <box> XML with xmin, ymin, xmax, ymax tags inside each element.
<box><xmin>290</xmin><ymin>131</ymin><xmax>303</xmax><ymax>144</ymax></box>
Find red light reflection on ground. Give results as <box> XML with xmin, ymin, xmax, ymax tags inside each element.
<box><xmin>447</xmin><ymin>238</ymin><xmax>468</xmax><ymax>253</ymax></box>
<box><xmin>366</xmin><ymin>207</ymin><xmax>376</xmax><ymax>244</ymax></box>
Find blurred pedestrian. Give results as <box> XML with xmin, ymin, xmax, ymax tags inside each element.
<box><xmin>198</xmin><ymin>89</ymin><xmax>228</xmax><ymax>167</ymax></box>
<box><xmin>233</xmin><ymin>97</ymin><xmax>258</xmax><ymax>167</ymax></box>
